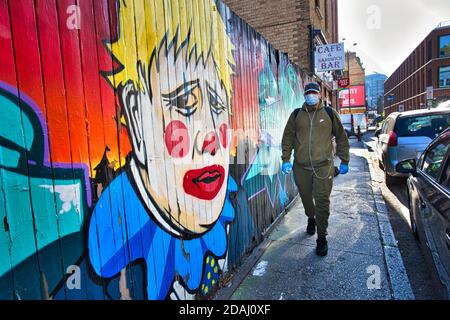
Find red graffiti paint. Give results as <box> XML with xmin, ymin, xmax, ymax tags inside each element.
<box><xmin>201</xmin><ymin>131</ymin><xmax>218</xmax><ymax>156</ymax></box>
<box><xmin>165</xmin><ymin>120</ymin><xmax>190</xmax><ymax>158</ymax></box>
<box><xmin>183</xmin><ymin>165</ymin><xmax>225</xmax><ymax>200</ymax></box>
<box><xmin>219</xmin><ymin>123</ymin><xmax>228</xmax><ymax>148</ymax></box>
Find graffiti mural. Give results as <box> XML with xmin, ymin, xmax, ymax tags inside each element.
<box><xmin>0</xmin><ymin>82</ymin><xmax>90</xmax><ymax>300</ymax></box>
<box><xmin>0</xmin><ymin>0</ymin><xmax>305</xmax><ymax>300</ymax></box>
<box><xmin>88</xmin><ymin>0</ymin><xmax>237</xmax><ymax>300</ymax></box>
<box><xmin>243</xmin><ymin>52</ymin><xmax>304</xmax><ymax>209</ymax></box>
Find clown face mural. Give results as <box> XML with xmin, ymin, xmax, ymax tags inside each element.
<box><xmin>88</xmin><ymin>0</ymin><xmax>236</xmax><ymax>299</ymax></box>
<box><xmin>119</xmin><ymin>43</ymin><xmax>231</xmax><ymax>237</ymax></box>
<box><xmin>113</xmin><ymin>0</ymin><xmax>234</xmax><ymax>236</ymax></box>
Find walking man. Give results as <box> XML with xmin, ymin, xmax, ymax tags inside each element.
<box><xmin>281</xmin><ymin>82</ymin><xmax>350</xmax><ymax>256</ymax></box>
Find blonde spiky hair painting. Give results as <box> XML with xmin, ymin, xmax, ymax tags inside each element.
<box><xmin>106</xmin><ymin>0</ymin><xmax>235</xmax><ymax>107</ymax></box>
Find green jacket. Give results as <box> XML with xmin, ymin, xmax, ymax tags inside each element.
<box><xmin>281</xmin><ymin>102</ymin><xmax>350</xmax><ymax>168</ymax></box>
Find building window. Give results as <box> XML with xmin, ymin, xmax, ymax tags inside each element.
<box><xmin>427</xmin><ymin>69</ymin><xmax>433</xmax><ymax>87</ymax></box>
<box><xmin>315</xmin><ymin>0</ymin><xmax>320</xmax><ymax>8</ymax></box>
<box><xmin>439</xmin><ymin>35</ymin><xmax>450</xmax><ymax>57</ymax></box>
<box><xmin>439</xmin><ymin>66</ymin><xmax>450</xmax><ymax>88</ymax></box>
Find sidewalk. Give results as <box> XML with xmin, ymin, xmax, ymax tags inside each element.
<box><xmin>218</xmin><ymin>139</ymin><xmax>414</xmax><ymax>300</ymax></box>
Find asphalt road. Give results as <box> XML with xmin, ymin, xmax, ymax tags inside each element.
<box><xmin>363</xmin><ymin>132</ymin><xmax>442</xmax><ymax>299</ymax></box>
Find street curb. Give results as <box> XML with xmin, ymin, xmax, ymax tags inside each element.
<box><xmin>365</xmin><ymin>147</ymin><xmax>415</xmax><ymax>300</ymax></box>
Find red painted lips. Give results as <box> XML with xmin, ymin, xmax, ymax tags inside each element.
<box><xmin>183</xmin><ymin>165</ymin><xmax>225</xmax><ymax>200</ymax></box>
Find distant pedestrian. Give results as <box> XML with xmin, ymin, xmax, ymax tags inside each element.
<box><xmin>281</xmin><ymin>82</ymin><xmax>350</xmax><ymax>256</ymax></box>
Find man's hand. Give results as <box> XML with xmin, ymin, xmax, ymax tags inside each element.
<box><xmin>339</xmin><ymin>163</ymin><xmax>349</xmax><ymax>175</ymax></box>
<box><xmin>282</xmin><ymin>162</ymin><xmax>293</xmax><ymax>174</ymax></box>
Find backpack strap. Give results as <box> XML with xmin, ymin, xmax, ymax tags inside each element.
<box><xmin>324</xmin><ymin>106</ymin><xmax>337</xmax><ymax>137</ymax></box>
<box><xmin>324</xmin><ymin>106</ymin><xmax>334</xmax><ymax>125</ymax></box>
<box><xmin>293</xmin><ymin>106</ymin><xmax>337</xmax><ymax>136</ymax></box>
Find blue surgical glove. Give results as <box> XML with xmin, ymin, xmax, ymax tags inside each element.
<box><xmin>339</xmin><ymin>163</ymin><xmax>349</xmax><ymax>175</ymax></box>
<box><xmin>282</xmin><ymin>162</ymin><xmax>293</xmax><ymax>174</ymax></box>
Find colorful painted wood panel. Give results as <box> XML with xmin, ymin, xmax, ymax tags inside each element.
<box><xmin>0</xmin><ymin>0</ymin><xmax>305</xmax><ymax>300</ymax></box>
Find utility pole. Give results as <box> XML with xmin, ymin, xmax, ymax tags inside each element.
<box><xmin>342</xmin><ymin>41</ymin><xmax>357</xmax><ymax>134</ymax></box>
<box><xmin>347</xmin><ymin>50</ymin><xmax>353</xmax><ymax>134</ymax></box>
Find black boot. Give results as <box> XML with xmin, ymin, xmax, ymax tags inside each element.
<box><xmin>306</xmin><ymin>218</ymin><xmax>316</xmax><ymax>235</ymax></box>
<box><xmin>316</xmin><ymin>235</ymin><xmax>328</xmax><ymax>257</ymax></box>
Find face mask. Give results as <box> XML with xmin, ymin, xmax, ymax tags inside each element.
<box><xmin>305</xmin><ymin>94</ymin><xmax>319</xmax><ymax>106</ymax></box>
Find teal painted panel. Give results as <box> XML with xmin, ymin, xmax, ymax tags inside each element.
<box><xmin>0</xmin><ymin>172</ymin><xmax>14</xmax><ymax>299</ymax></box>
<box><xmin>0</xmin><ymin>94</ymin><xmax>34</xmax><ymax>155</ymax></box>
<box><xmin>0</xmin><ymin>169</ymin><xmax>85</xmax><ymax>277</ymax></box>
<box><xmin>29</xmin><ymin>175</ymin><xmax>65</xmax><ymax>299</ymax></box>
<box><xmin>1</xmin><ymin>168</ymin><xmax>42</xmax><ymax>299</ymax></box>
<box><xmin>35</xmin><ymin>175</ymin><xmax>86</xmax><ymax>299</ymax></box>
<box><xmin>0</xmin><ymin>147</ymin><xmax>20</xmax><ymax>169</ymax></box>
<box><xmin>33</xmin><ymin>178</ymin><xmax>84</xmax><ymax>244</ymax></box>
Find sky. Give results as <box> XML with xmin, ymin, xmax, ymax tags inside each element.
<box><xmin>338</xmin><ymin>0</ymin><xmax>450</xmax><ymax>77</ymax></box>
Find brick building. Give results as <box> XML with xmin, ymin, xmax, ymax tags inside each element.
<box><xmin>223</xmin><ymin>0</ymin><xmax>340</xmax><ymax>108</ymax></box>
<box><xmin>384</xmin><ymin>22</ymin><xmax>450</xmax><ymax>115</ymax></box>
<box><xmin>338</xmin><ymin>51</ymin><xmax>366</xmax><ymax>114</ymax></box>
<box><xmin>345</xmin><ymin>52</ymin><xmax>365</xmax><ymax>86</ymax></box>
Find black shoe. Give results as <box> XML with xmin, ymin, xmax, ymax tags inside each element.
<box><xmin>306</xmin><ymin>218</ymin><xmax>316</xmax><ymax>235</ymax></box>
<box><xmin>316</xmin><ymin>235</ymin><xmax>328</xmax><ymax>257</ymax></box>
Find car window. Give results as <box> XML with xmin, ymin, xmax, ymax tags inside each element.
<box><xmin>441</xmin><ymin>142</ymin><xmax>450</xmax><ymax>190</ymax></box>
<box><xmin>421</xmin><ymin>140</ymin><xmax>450</xmax><ymax>181</ymax></box>
<box><xmin>443</xmin><ymin>159</ymin><xmax>450</xmax><ymax>191</ymax></box>
<box><xmin>395</xmin><ymin>113</ymin><xmax>450</xmax><ymax>139</ymax></box>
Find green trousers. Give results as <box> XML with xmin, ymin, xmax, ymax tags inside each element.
<box><xmin>293</xmin><ymin>164</ymin><xmax>334</xmax><ymax>236</ymax></box>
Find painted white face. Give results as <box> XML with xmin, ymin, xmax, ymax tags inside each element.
<box><xmin>120</xmin><ymin>45</ymin><xmax>231</xmax><ymax>237</ymax></box>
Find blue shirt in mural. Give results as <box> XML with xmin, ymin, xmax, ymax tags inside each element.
<box><xmin>88</xmin><ymin>171</ymin><xmax>236</xmax><ymax>300</ymax></box>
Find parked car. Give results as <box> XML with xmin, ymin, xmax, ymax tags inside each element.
<box><xmin>396</xmin><ymin>128</ymin><xmax>450</xmax><ymax>299</ymax></box>
<box><xmin>375</xmin><ymin>108</ymin><xmax>450</xmax><ymax>185</ymax></box>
